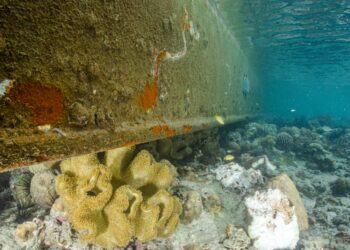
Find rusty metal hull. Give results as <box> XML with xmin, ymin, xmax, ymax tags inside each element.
<box><xmin>0</xmin><ymin>0</ymin><xmax>261</xmax><ymax>171</ymax></box>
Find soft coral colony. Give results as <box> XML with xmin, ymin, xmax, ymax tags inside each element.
<box><xmin>55</xmin><ymin>146</ymin><xmax>182</xmax><ymax>249</ymax></box>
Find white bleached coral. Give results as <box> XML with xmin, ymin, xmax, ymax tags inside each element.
<box><xmin>213</xmin><ymin>162</ymin><xmax>263</xmax><ymax>194</ymax></box>
<box><xmin>242</xmin><ymin>155</ymin><xmax>277</xmax><ymax>177</ymax></box>
<box><xmin>245</xmin><ymin>189</ymin><xmax>299</xmax><ymax>250</ymax></box>
<box><xmin>223</xmin><ymin>227</ymin><xmax>251</xmax><ymax>250</ymax></box>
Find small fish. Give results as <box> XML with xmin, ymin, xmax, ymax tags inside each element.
<box><xmin>214</xmin><ymin>115</ymin><xmax>225</xmax><ymax>125</ymax></box>
<box><xmin>290</xmin><ymin>109</ymin><xmax>296</xmax><ymax>113</ymax></box>
<box><xmin>37</xmin><ymin>124</ymin><xmax>51</xmax><ymax>132</ymax></box>
<box><xmin>224</xmin><ymin>154</ymin><xmax>235</xmax><ymax>161</ymax></box>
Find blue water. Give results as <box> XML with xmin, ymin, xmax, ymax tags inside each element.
<box><xmin>216</xmin><ymin>0</ymin><xmax>350</xmax><ymax>120</ymax></box>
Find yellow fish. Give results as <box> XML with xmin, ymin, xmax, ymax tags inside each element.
<box><xmin>214</xmin><ymin>115</ymin><xmax>225</xmax><ymax>125</ymax></box>
<box><xmin>37</xmin><ymin>124</ymin><xmax>51</xmax><ymax>132</ymax></box>
<box><xmin>224</xmin><ymin>154</ymin><xmax>234</xmax><ymax>161</ymax></box>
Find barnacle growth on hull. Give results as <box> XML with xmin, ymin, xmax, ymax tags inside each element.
<box><xmin>55</xmin><ymin>148</ymin><xmax>181</xmax><ymax>248</ymax></box>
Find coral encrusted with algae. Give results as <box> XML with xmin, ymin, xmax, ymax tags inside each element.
<box><xmin>55</xmin><ymin>148</ymin><xmax>181</xmax><ymax>249</ymax></box>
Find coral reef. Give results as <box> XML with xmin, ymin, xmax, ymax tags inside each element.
<box><xmin>28</xmin><ymin>161</ymin><xmax>56</xmax><ymax>174</ymax></box>
<box><xmin>245</xmin><ymin>189</ymin><xmax>300</xmax><ymax>250</ymax></box>
<box><xmin>2</xmin><ymin>119</ymin><xmax>350</xmax><ymax>249</ymax></box>
<box><xmin>138</xmin><ymin>128</ymin><xmax>219</xmax><ymax>163</ymax></box>
<box><xmin>226</xmin><ymin>131</ymin><xmax>242</xmax><ymax>153</ymax></box>
<box><xmin>180</xmin><ymin>190</ymin><xmax>203</xmax><ymax>224</ymax></box>
<box><xmin>213</xmin><ymin>162</ymin><xmax>264</xmax><ymax>194</ymax></box>
<box><xmin>0</xmin><ymin>171</ymin><xmax>11</xmax><ymax>209</ymax></box>
<box><xmin>223</xmin><ymin>121</ymin><xmax>341</xmax><ymax>174</ymax></box>
<box><xmin>224</xmin><ymin>123</ymin><xmax>280</xmax><ymax>157</ymax></box>
<box><xmin>55</xmin><ymin>148</ymin><xmax>181</xmax><ymax>248</ymax></box>
<box><xmin>14</xmin><ymin>216</ymin><xmax>78</xmax><ymax>249</ymax></box>
<box><xmin>267</xmin><ymin>173</ymin><xmax>309</xmax><ymax>231</ymax></box>
<box><xmin>169</xmin><ymin>139</ymin><xmax>194</xmax><ymax>161</ymax></box>
<box><xmin>304</xmin><ymin>142</ymin><xmax>336</xmax><ymax>171</ymax></box>
<box><xmin>202</xmin><ymin>193</ymin><xmax>221</xmax><ymax>214</ymax></box>
<box><xmin>333</xmin><ymin>132</ymin><xmax>350</xmax><ymax>158</ymax></box>
<box><xmin>9</xmin><ymin>170</ymin><xmax>34</xmax><ymax>213</ymax></box>
<box><xmin>241</xmin><ymin>155</ymin><xmax>277</xmax><ymax>177</ymax></box>
<box><xmin>276</xmin><ymin>132</ymin><xmax>294</xmax><ymax>150</ymax></box>
<box><xmin>30</xmin><ymin>170</ymin><xmax>57</xmax><ymax>209</ymax></box>
<box><xmin>171</xmin><ymin>211</ymin><xmax>222</xmax><ymax>249</ymax></box>
<box><xmin>226</xmin><ymin>119</ymin><xmax>350</xmax><ymax>250</ymax></box>
<box><xmin>223</xmin><ymin>227</ymin><xmax>251</xmax><ymax>250</ymax></box>
<box><xmin>245</xmin><ymin>122</ymin><xmax>277</xmax><ymax>139</ymax></box>
<box><xmin>138</xmin><ymin>135</ymin><xmax>190</xmax><ymax>162</ymax></box>
<box><xmin>330</xmin><ymin>178</ymin><xmax>350</xmax><ymax>197</ymax></box>
<box><xmin>50</xmin><ymin>197</ymin><xmax>68</xmax><ymax>220</ymax></box>
<box><xmin>15</xmin><ymin>221</ymin><xmax>37</xmax><ymax>242</ymax></box>
<box><xmin>145</xmin><ymin>136</ymin><xmax>194</xmax><ymax>161</ymax></box>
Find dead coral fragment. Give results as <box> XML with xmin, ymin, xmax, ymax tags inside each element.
<box><xmin>55</xmin><ymin>149</ymin><xmax>181</xmax><ymax>248</ymax></box>
<box><xmin>180</xmin><ymin>190</ymin><xmax>203</xmax><ymax>224</ymax></box>
<box><xmin>15</xmin><ymin>221</ymin><xmax>37</xmax><ymax>242</ymax></box>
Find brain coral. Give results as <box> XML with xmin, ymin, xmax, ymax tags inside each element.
<box><xmin>55</xmin><ymin>148</ymin><xmax>181</xmax><ymax>249</ymax></box>
<box><xmin>276</xmin><ymin>132</ymin><xmax>294</xmax><ymax>150</ymax></box>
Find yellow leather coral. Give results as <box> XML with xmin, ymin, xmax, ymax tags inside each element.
<box><xmin>55</xmin><ymin>148</ymin><xmax>181</xmax><ymax>249</ymax></box>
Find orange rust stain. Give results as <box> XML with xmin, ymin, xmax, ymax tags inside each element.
<box><xmin>139</xmin><ymin>8</ymin><xmax>188</xmax><ymax>111</ymax></box>
<box><xmin>182</xmin><ymin>14</ymin><xmax>187</xmax><ymax>32</ymax></box>
<box><xmin>162</xmin><ymin>125</ymin><xmax>176</xmax><ymax>138</ymax></box>
<box><xmin>182</xmin><ymin>125</ymin><xmax>192</xmax><ymax>134</ymax></box>
<box><xmin>7</xmin><ymin>82</ymin><xmax>64</xmax><ymax>125</ymax></box>
<box><xmin>35</xmin><ymin>155</ymin><xmax>50</xmax><ymax>162</ymax></box>
<box><xmin>182</xmin><ymin>8</ymin><xmax>189</xmax><ymax>32</ymax></box>
<box><xmin>121</xmin><ymin>140</ymin><xmax>140</xmax><ymax>147</ymax></box>
<box><xmin>139</xmin><ymin>50</ymin><xmax>168</xmax><ymax>111</ymax></box>
<box><xmin>139</xmin><ymin>79</ymin><xmax>158</xmax><ymax>110</ymax></box>
<box><xmin>150</xmin><ymin>125</ymin><xmax>163</xmax><ymax>135</ymax></box>
<box><xmin>150</xmin><ymin>124</ymin><xmax>176</xmax><ymax>138</ymax></box>
<box><xmin>153</xmin><ymin>50</ymin><xmax>168</xmax><ymax>84</ymax></box>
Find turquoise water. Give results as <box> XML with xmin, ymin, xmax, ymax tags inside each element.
<box><xmin>216</xmin><ymin>0</ymin><xmax>350</xmax><ymax>120</ymax></box>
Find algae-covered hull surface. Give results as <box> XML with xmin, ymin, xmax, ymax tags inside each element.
<box><xmin>0</xmin><ymin>0</ymin><xmax>260</xmax><ymax>170</ymax></box>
